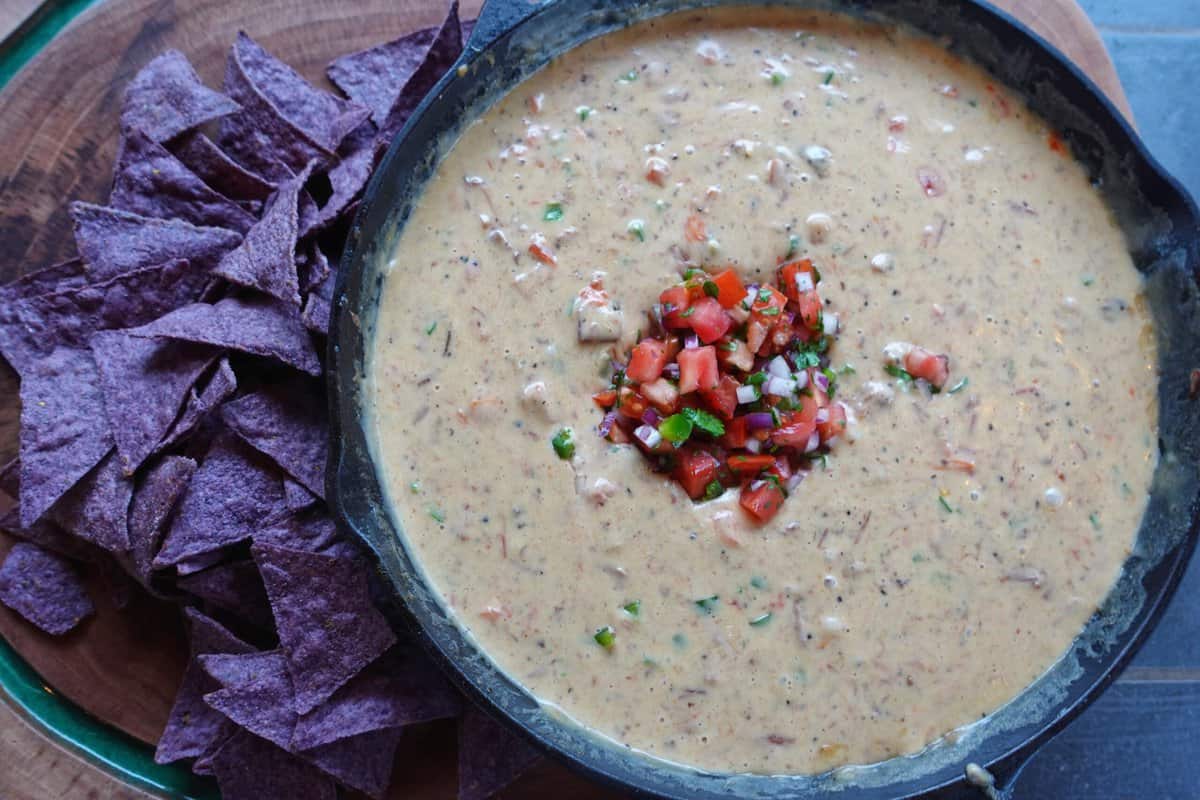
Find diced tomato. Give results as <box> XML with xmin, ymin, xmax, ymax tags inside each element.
<box><xmin>795</xmin><ymin>393</ymin><xmax>822</xmax><ymax>424</ymax></box>
<box><xmin>626</xmin><ymin>338</ymin><xmax>670</xmax><ymax>383</ymax></box>
<box><xmin>766</xmin><ymin>457</ymin><xmax>793</xmax><ymax>484</ymax></box>
<box><xmin>720</xmin><ymin>417</ymin><xmax>748</xmax><ymax>449</ymax></box>
<box><xmin>678</xmin><ymin>346</ymin><xmax>719</xmax><ymax>394</ymax></box>
<box><xmin>904</xmin><ymin>347</ymin><xmax>950</xmax><ymax>389</ymax></box>
<box><xmin>528</xmin><ymin>237</ymin><xmax>557</xmax><ymax>266</ymax></box>
<box><xmin>772</xmin><ymin>416</ymin><xmax>816</xmax><ymax>448</ymax></box>
<box><xmin>746</xmin><ymin>318</ymin><xmax>771</xmax><ymax>354</ymax></box>
<box><xmin>607</xmin><ymin>422</ymin><xmax>632</xmax><ymax>444</ymax></box>
<box><xmin>701</xmin><ymin>374</ymin><xmax>740</xmax><ymax>420</ymax></box>
<box><xmin>778</xmin><ymin>259</ymin><xmax>819</xmax><ymax>303</ymax></box>
<box><xmin>592</xmin><ymin>389</ymin><xmax>617</xmax><ymax>409</ymax></box>
<box><xmin>818</xmin><ymin>402</ymin><xmax>848</xmax><ymax>442</ymax></box>
<box><xmin>685</xmin><ymin>214</ymin><xmax>708</xmax><ymax>243</ymax></box>
<box><xmin>716</xmin><ymin>338</ymin><xmax>754</xmax><ymax>373</ymax></box>
<box><xmin>640</xmin><ymin>377</ymin><xmax>680</xmax><ymax>414</ymax></box>
<box><xmin>687</xmin><ymin>297</ymin><xmax>732</xmax><ymax>344</ymax></box>
<box><xmin>769</xmin><ymin>318</ymin><xmax>796</xmax><ymax>353</ymax></box>
<box><xmin>646</xmin><ymin>157</ymin><xmax>670</xmax><ymax>186</ymax></box>
<box><xmin>674</xmin><ymin>448</ymin><xmax>720</xmax><ymax>499</ymax></box>
<box><xmin>751</xmin><ymin>285</ymin><xmax>787</xmax><ymax>317</ymax></box>
<box><xmin>727</xmin><ymin>454</ymin><xmax>776</xmax><ymax>475</ymax></box>
<box><xmin>660</xmin><ymin>286</ymin><xmax>692</xmax><ymax>329</ymax></box>
<box><xmin>740</xmin><ymin>481</ymin><xmax>785</xmax><ymax>524</ymax></box>
<box><xmin>796</xmin><ymin>291</ymin><xmax>823</xmax><ymax>331</ymax></box>
<box><xmin>709</xmin><ymin>269</ymin><xmax>747</xmax><ymax>309</ymax></box>
<box><xmin>616</xmin><ymin>386</ymin><xmax>648</xmax><ymax>421</ymax></box>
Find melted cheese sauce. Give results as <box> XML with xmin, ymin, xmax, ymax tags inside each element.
<box><xmin>368</xmin><ymin>8</ymin><xmax>1157</xmax><ymax>774</ymax></box>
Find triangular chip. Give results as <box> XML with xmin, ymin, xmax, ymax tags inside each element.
<box><xmin>291</xmin><ymin>645</ymin><xmax>460</xmax><ymax>751</ymax></box>
<box><xmin>0</xmin><ymin>542</ymin><xmax>94</xmax><ymax>635</ymax></box>
<box><xmin>49</xmin><ymin>451</ymin><xmax>133</xmax><ymax>553</ymax></box>
<box><xmin>172</xmin><ymin>132</ymin><xmax>275</xmax><ymax>204</ymax></box>
<box><xmin>0</xmin><ymin>259</ymin><xmax>87</xmax><ymax>303</ymax></box>
<box><xmin>210</xmin><ymin>729</ymin><xmax>336</xmax><ymax>800</ymax></box>
<box><xmin>159</xmin><ymin>357</ymin><xmax>237</xmax><ymax>454</ymax></box>
<box><xmin>154</xmin><ymin>431</ymin><xmax>286</xmax><ymax>567</ymax></box>
<box><xmin>90</xmin><ymin>330</ymin><xmax>217</xmax><ymax>476</ymax></box>
<box><xmin>252</xmin><ymin>542</ymin><xmax>396</xmax><ymax>714</ymax></box>
<box><xmin>71</xmin><ymin>202</ymin><xmax>242</xmax><ymax>282</ymax></box>
<box><xmin>377</xmin><ymin>2</ymin><xmax>465</xmax><ymax>149</ymax></box>
<box><xmin>0</xmin><ymin>259</ymin><xmax>211</xmax><ymax>377</ymax></box>
<box><xmin>19</xmin><ymin>347</ymin><xmax>113</xmax><ymax>527</ymax></box>
<box><xmin>301</xmin><ymin>262</ymin><xmax>335</xmax><ymax>336</ymax></box>
<box><xmin>253</xmin><ymin>508</ymin><xmax>340</xmax><ymax>553</ymax></box>
<box><xmin>110</xmin><ymin>129</ymin><xmax>256</xmax><ymax>233</ymax></box>
<box><xmin>212</xmin><ymin>165</ymin><xmax>310</xmax><ymax>305</ymax></box>
<box><xmin>282</xmin><ymin>478</ymin><xmax>317</xmax><ymax>511</ymax></box>
<box><xmin>306</xmin><ymin>122</ymin><xmax>375</xmax><ymax>235</ymax></box>
<box><xmin>155</xmin><ymin>608</ymin><xmax>254</xmax><ymax>765</ymax></box>
<box><xmin>120</xmin><ymin>50</ymin><xmax>241</xmax><ymax>143</ymax></box>
<box><xmin>302</xmin><ymin>726</ymin><xmax>402</xmax><ymax>800</ymax></box>
<box><xmin>202</xmin><ymin>649</ymin><xmax>297</xmax><ymax>749</ymax></box>
<box><xmin>125</xmin><ymin>455</ymin><xmax>196</xmax><ymax>583</ymax></box>
<box><xmin>220</xmin><ymin>377</ymin><xmax>326</xmax><ymax>497</ymax></box>
<box><xmin>177</xmin><ymin>559</ymin><xmax>274</xmax><ymax>630</ymax></box>
<box><xmin>457</xmin><ymin>707</ymin><xmax>543</xmax><ymax>800</ymax></box>
<box><xmin>328</xmin><ymin>26</ymin><xmax>441</xmax><ymax>126</ymax></box>
<box><xmin>126</xmin><ymin>296</ymin><xmax>321</xmax><ymax>375</ymax></box>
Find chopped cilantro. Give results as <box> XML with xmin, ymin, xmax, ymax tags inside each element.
<box><xmin>425</xmin><ymin>321</ymin><xmax>437</xmax><ymax>335</ymax></box>
<box><xmin>747</xmin><ymin>371</ymin><xmax>768</xmax><ymax>386</ymax></box>
<box><xmin>837</xmin><ymin>363</ymin><xmax>856</xmax><ymax>375</ymax></box>
<box><xmin>721</xmin><ymin>340</ymin><xmax>738</xmax><ymax>352</ymax></box>
<box><xmin>658</xmin><ymin>414</ymin><xmax>694</xmax><ymax>443</ymax></box>
<box><xmin>912</xmin><ymin>552</ymin><xmax>927</xmax><ymax>563</ymax></box>
<box><xmin>543</xmin><ymin>202</ymin><xmax>564</xmax><ymax>222</ymax></box>
<box><xmin>886</xmin><ymin>363</ymin><xmax>915</xmax><ymax>384</ymax></box>
<box><xmin>682</xmin><ymin>408</ymin><xmax>724</xmax><ymax>436</ymax></box>
<box><xmin>623</xmin><ymin>600</ymin><xmax>641</xmax><ymax>618</ymax></box>
<box><xmin>749</xmin><ymin>612</ymin><xmax>773</xmax><ymax>627</ymax></box>
<box><xmin>938</xmin><ymin>495</ymin><xmax>954</xmax><ymax>513</ymax></box>
<box><xmin>576</xmin><ymin>105</ymin><xmax>592</xmax><ymax>121</ymax></box>
<box><xmin>694</xmin><ymin>595</ymin><xmax>719</xmax><ymax>614</ymax></box>
<box><xmin>618</xmin><ymin>68</ymin><xmax>638</xmax><ymax>83</ymax></box>
<box><xmin>703</xmin><ymin>280</ymin><xmax>720</xmax><ymax>298</ymax></box>
<box><xmin>683</xmin><ymin>268</ymin><xmax>703</xmax><ymax>281</ymax></box>
<box><xmin>409</xmin><ymin>481</ymin><xmax>421</xmax><ymax>493</ymax></box>
<box><xmin>672</xmin><ymin>632</ymin><xmax>688</xmax><ymax>648</ymax></box>
<box><xmin>1081</xmin><ymin>275</ymin><xmax>1095</xmax><ymax>287</ymax></box>
<box><xmin>770</xmin><ymin>71</ymin><xmax>786</xmax><ymax>86</ymax></box>
<box><xmin>948</xmin><ymin>377</ymin><xmax>969</xmax><ymax>394</ymax></box>
<box><xmin>822</xmin><ymin>367</ymin><xmax>839</xmax><ymax>397</ymax></box>
<box><xmin>750</xmin><ymin>575</ymin><xmax>768</xmax><ymax>589</ymax></box>
<box><xmin>757</xmin><ymin>287</ymin><xmax>772</xmax><ymax>303</ymax></box>
<box><xmin>703</xmin><ymin>480</ymin><xmax>724</xmax><ymax>501</ymax></box>
<box><xmin>823</xmin><ymin>71</ymin><xmax>835</xmax><ymax>85</ymax></box>
<box><xmin>680</xmin><ymin>306</ymin><xmax>697</xmax><ymax>318</ymax></box>
<box><xmin>627</xmin><ymin>219</ymin><xmax>645</xmax><ymax>241</ymax></box>
<box><xmin>551</xmin><ymin>428</ymin><xmax>575</xmax><ymax>459</ymax></box>
<box><xmin>786</xmin><ymin>233</ymin><xmax>801</xmax><ymax>258</ymax></box>
<box><xmin>794</xmin><ymin>349</ymin><xmax>821</xmax><ymax>369</ymax></box>
<box><xmin>760</xmin><ymin>306</ymin><xmax>782</xmax><ymax>316</ymax></box>
<box><xmin>594</xmin><ymin>626</ymin><xmax>616</xmax><ymax>649</ymax></box>
<box><xmin>429</xmin><ymin>508</ymin><xmax>446</xmax><ymax>524</ymax></box>
<box><xmin>1089</xmin><ymin>512</ymin><xmax>1101</xmax><ymax>531</ymax></box>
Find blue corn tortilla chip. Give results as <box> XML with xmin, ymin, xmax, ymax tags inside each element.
<box><xmin>0</xmin><ymin>541</ymin><xmax>94</xmax><ymax>635</ymax></box>
<box><xmin>71</xmin><ymin>202</ymin><xmax>242</xmax><ymax>283</ymax></box>
<box><xmin>121</xmin><ymin>50</ymin><xmax>241</xmax><ymax>143</ymax></box>
<box><xmin>1</xmin><ymin>507</ymin><xmax>104</xmax><ymax>564</ymax></box>
<box><xmin>154</xmin><ymin>431</ymin><xmax>286</xmax><ymax>568</ymax></box>
<box><xmin>377</xmin><ymin>2</ymin><xmax>465</xmax><ymax>151</ymax></box>
<box><xmin>159</xmin><ymin>356</ymin><xmax>237</xmax><ymax>456</ymax></box>
<box><xmin>49</xmin><ymin>451</ymin><xmax>133</xmax><ymax>553</ymax></box>
<box><xmin>291</xmin><ymin>644</ymin><xmax>460</xmax><ymax>751</ymax></box>
<box><xmin>190</xmin><ymin>720</ymin><xmax>238</xmax><ymax>776</ymax></box>
<box><xmin>211</xmin><ymin>729</ymin><xmax>337</xmax><ymax>800</ymax></box>
<box><xmin>328</xmin><ymin>26</ymin><xmax>441</xmax><ymax>126</ymax></box>
<box><xmin>126</xmin><ymin>296</ymin><xmax>321</xmax><ymax>376</ymax></box>
<box><xmin>124</xmin><ymin>455</ymin><xmax>196</xmax><ymax>584</ymax></box>
<box><xmin>177</xmin><ymin>559</ymin><xmax>274</xmax><ymax>630</ymax></box>
<box><xmin>110</xmin><ymin>130</ymin><xmax>256</xmax><ymax>233</ymax></box>
<box><xmin>90</xmin><ymin>330</ymin><xmax>217</xmax><ymax>476</ymax></box>
<box><xmin>302</xmin><ymin>726</ymin><xmax>402</xmax><ymax>800</ymax></box>
<box><xmin>0</xmin><ymin>258</ymin><xmax>211</xmax><ymax>377</ymax></box>
<box><xmin>171</xmin><ymin>132</ymin><xmax>276</xmax><ymax>205</ymax></box>
<box><xmin>220</xmin><ymin>378</ymin><xmax>326</xmax><ymax>498</ymax></box>
<box><xmin>254</xmin><ymin>508</ymin><xmax>339</xmax><ymax>553</ymax></box>
<box><xmin>212</xmin><ymin>165</ymin><xmax>311</xmax><ymax>305</ymax></box>
<box><xmin>0</xmin><ymin>259</ymin><xmax>87</xmax><ymax>303</ymax></box>
<box><xmin>295</xmin><ymin>244</ymin><xmax>330</xmax><ymax>295</ymax></box>
<box><xmin>202</xmin><ymin>649</ymin><xmax>297</xmax><ymax>748</ymax></box>
<box><xmin>305</xmin><ymin>122</ymin><xmax>376</xmax><ymax>236</ymax></box>
<box><xmin>252</xmin><ymin>542</ymin><xmax>396</xmax><ymax>714</ymax></box>
<box><xmin>282</xmin><ymin>478</ymin><xmax>317</xmax><ymax>511</ymax></box>
<box><xmin>156</xmin><ymin>608</ymin><xmax>254</xmax><ymax>765</ymax></box>
<box><xmin>19</xmin><ymin>347</ymin><xmax>113</xmax><ymax>527</ymax></box>
<box><xmin>458</xmin><ymin>707</ymin><xmax>542</xmax><ymax>800</ymax></box>
<box><xmin>301</xmin><ymin>262</ymin><xmax>335</xmax><ymax>336</ymax></box>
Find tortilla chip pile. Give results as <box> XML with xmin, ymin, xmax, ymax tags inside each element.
<box><xmin>0</xmin><ymin>3</ymin><xmax>545</xmax><ymax>797</ymax></box>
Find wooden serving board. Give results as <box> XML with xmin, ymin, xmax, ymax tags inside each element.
<box><xmin>0</xmin><ymin>0</ymin><xmax>1131</xmax><ymax>796</ymax></box>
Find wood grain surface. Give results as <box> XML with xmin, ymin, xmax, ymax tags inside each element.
<box><xmin>0</xmin><ymin>0</ymin><xmax>1131</xmax><ymax>796</ymax></box>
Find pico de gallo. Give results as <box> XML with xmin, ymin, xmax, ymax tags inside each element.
<box><xmin>594</xmin><ymin>259</ymin><xmax>850</xmax><ymax>524</ymax></box>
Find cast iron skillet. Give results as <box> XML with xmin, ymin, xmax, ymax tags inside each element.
<box><xmin>329</xmin><ymin>1</ymin><xmax>1200</xmax><ymax>797</ymax></box>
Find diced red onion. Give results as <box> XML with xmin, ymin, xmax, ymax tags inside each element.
<box><xmin>741</xmin><ymin>289</ymin><xmax>758</xmax><ymax>308</ymax></box>
<box><xmin>785</xmin><ymin>471</ymin><xmax>807</xmax><ymax>493</ymax></box>
<box><xmin>662</xmin><ymin>363</ymin><xmax>680</xmax><ymax>380</ymax></box>
<box><xmin>812</xmin><ymin>370</ymin><xmax>829</xmax><ymax>393</ymax></box>
<box><xmin>598</xmin><ymin>411</ymin><xmax>617</xmax><ymax>437</ymax></box>
<box><xmin>815</xmin><ymin>407</ymin><xmax>830</xmax><ymax>424</ymax></box>
<box><xmin>642</xmin><ymin>408</ymin><xmax>662</xmax><ymax>427</ymax></box>
<box><xmin>822</xmin><ymin>312</ymin><xmax>839</xmax><ymax>336</ymax></box>
<box><xmin>804</xmin><ymin>431</ymin><xmax>821</xmax><ymax>452</ymax></box>
<box><xmin>635</xmin><ymin>425</ymin><xmax>662</xmax><ymax>448</ymax></box>
<box><xmin>766</xmin><ymin>375</ymin><xmax>797</xmax><ymax>397</ymax></box>
<box><xmin>749</xmin><ymin>479</ymin><xmax>765</xmax><ymax>491</ymax></box>
<box><xmin>767</xmin><ymin>356</ymin><xmax>791</xmax><ymax>377</ymax></box>
<box><xmin>745</xmin><ymin>438</ymin><xmax>762</xmax><ymax>453</ymax></box>
<box><xmin>736</xmin><ymin>385</ymin><xmax>760</xmax><ymax>404</ymax></box>
<box><xmin>649</xmin><ymin>304</ymin><xmax>666</xmax><ymax>337</ymax></box>
<box><xmin>745</xmin><ymin>412</ymin><xmax>775</xmax><ymax>431</ymax></box>
<box><xmin>611</xmin><ymin>358</ymin><xmax>628</xmax><ymax>375</ymax></box>
<box><xmin>794</xmin><ymin>272</ymin><xmax>815</xmax><ymax>292</ymax></box>
<box><xmin>684</xmin><ymin>334</ymin><xmax>700</xmax><ymax>350</ymax></box>
<box><xmin>794</xmin><ymin>370</ymin><xmax>809</xmax><ymax>390</ymax></box>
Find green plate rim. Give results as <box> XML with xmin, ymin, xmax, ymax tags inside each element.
<box><xmin>0</xmin><ymin>1</ymin><xmax>217</xmax><ymax>796</ymax></box>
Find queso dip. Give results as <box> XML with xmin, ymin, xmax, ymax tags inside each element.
<box><xmin>368</xmin><ymin>8</ymin><xmax>1156</xmax><ymax>774</ymax></box>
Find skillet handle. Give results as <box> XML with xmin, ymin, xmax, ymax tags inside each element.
<box><xmin>465</xmin><ymin>0</ymin><xmax>550</xmax><ymax>53</ymax></box>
